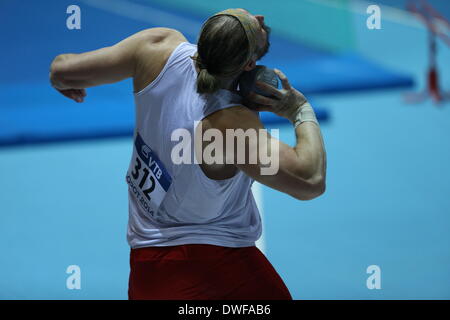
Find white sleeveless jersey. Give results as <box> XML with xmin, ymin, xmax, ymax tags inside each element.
<box><xmin>126</xmin><ymin>42</ymin><xmax>262</xmax><ymax>248</ymax></box>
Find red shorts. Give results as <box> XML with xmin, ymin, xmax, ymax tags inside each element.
<box><xmin>128</xmin><ymin>244</ymin><xmax>292</xmax><ymax>300</ymax></box>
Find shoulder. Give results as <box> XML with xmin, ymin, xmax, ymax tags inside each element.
<box><xmin>132</xmin><ymin>27</ymin><xmax>188</xmax><ymax>63</ymax></box>
<box><xmin>133</xmin><ymin>28</ymin><xmax>188</xmax><ymax>53</ymax></box>
<box><xmin>203</xmin><ymin>105</ymin><xmax>264</xmax><ymax>132</ymax></box>
<box><xmin>133</xmin><ymin>28</ymin><xmax>189</xmax><ymax>92</ymax></box>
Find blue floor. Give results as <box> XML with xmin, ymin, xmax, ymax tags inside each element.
<box><xmin>264</xmin><ymin>89</ymin><xmax>450</xmax><ymax>299</ymax></box>
<box><xmin>0</xmin><ymin>0</ymin><xmax>449</xmax><ymax>299</ymax></box>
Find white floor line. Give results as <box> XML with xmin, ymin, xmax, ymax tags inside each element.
<box><xmin>83</xmin><ymin>0</ymin><xmax>449</xmax><ymax>34</ymax></box>
<box><xmin>80</xmin><ymin>0</ymin><xmax>201</xmax><ymax>37</ymax></box>
<box><xmin>350</xmin><ymin>0</ymin><xmax>439</xmax><ymax>29</ymax></box>
<box><xmin>252</xmin><ymin>182</ymin><xmax>266</xmax><ymax>254</ymax></box>
<box><xmin>305</xmin><ymin>0</ymin><xmax>443</xmax><ymax>29</ymax></box>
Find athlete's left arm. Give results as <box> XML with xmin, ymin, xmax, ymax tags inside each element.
<box><xmin>49</xmin><ymin>27</ymin><xmax>184</xmax><ymax>102</ymax></box>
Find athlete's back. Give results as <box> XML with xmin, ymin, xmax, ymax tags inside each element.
<box><xmin>126</xmin><ymin>41</ymin><xmax>262</xmax><ymax>248</ymax></box>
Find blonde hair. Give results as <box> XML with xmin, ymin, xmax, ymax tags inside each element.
<box><xmin>196</xmin><ymin>68</ymin><xmax>222</xmax><ymax>94</ymax></box>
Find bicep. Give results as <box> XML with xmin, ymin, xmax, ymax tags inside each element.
<box><xmin>50</xmin><ymin>39</ymin><xmax>137</xmax><ymax>88</ymax></box>
<box><xmin>50</xmin><ymin>28</ymin><xmax>182</xmax><ymax>88</ymax></box>
<box><xmin>57</xmin><ymin>46</ymin><xmax>133</xmax><ymax>86</ymax></box>
<box><xmin>211</xmin><ymin>106</ymin><xmax>318</xmax><ymax>200</ymax></box>
<box><xmin>235</xmin><ymin>130</ymin><xmax>318</xmax><ymax>200</ymax></box>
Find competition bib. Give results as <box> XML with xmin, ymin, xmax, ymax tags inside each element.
<box><xmin>126</xmin><ymin>133</ymin><xmax>172</xmax><ymax>217</ymax></box>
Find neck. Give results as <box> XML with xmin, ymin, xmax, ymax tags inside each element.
<box><xmin>193</xmin><ymin>52</ymin><xmax>241</xmax><ymax>91</ymax></box>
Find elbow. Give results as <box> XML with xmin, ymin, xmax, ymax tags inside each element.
<box><xmin>301</xmin><ymin>183</ymin><xmax>325</xmax><ymax>201</ymax></box>
<box><xmin>49</xmin><ymin>55</ymin><xmax>69</xmax><ymax>87</ymax></box>
<box><xmin>50</xmin><ymin>55</ymin><xmax>64</xmax><ymax>76</ymax></box>
<box><xmin>313</xmin><ymin>179</ymin><xmax>326</xmax><ymax>199</ymax></box>
<box><xmin>293</xmin><ymin>176</ymin><xmax>326</xmax><ymax>201</ymax></box>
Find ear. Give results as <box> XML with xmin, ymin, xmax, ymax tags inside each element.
<box><xmin>243</xmin><ymin>59</ymin><xmax>256</xmax><ymax>71</ymax></box>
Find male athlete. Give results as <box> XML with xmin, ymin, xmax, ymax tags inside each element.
<box><xmin>50</xmin><ymin>8</ymin><xmax>327</xmax><ymax>299</ymax></box>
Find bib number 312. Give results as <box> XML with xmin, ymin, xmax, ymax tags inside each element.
<box><xmin>131</xmin><ymin>156</ymin><xmax>156</xmax><ymax>200</ymax></box>
<box><xmin>126</xmin><ymin>133</ymin><xmax>172</xmax><ymax>217</ymax></box>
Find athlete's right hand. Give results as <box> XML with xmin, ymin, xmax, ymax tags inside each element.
<box><xmin>55</xmin><ymin>88</ymin><xmax>86</xmax><ymax>103</ymax></box>
<box><xmin>243</xmin><ymin>68</ymin><xmax>308</xmax><ymax>124</ymax></box>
